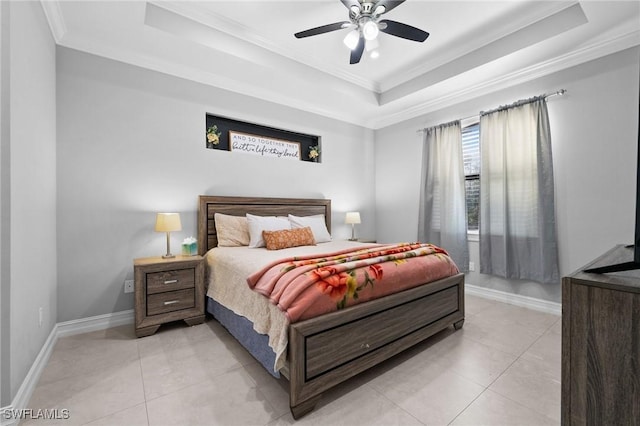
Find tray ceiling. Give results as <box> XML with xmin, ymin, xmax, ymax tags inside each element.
<box><xmin>42</xmin><ymin>1</ymin><xmax>640</xmax><ymax>129</ymax></box>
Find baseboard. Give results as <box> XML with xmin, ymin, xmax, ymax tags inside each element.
<box><xmin>0</xmin><ymin>324</ymin><xmax>58</xmax><ymax>426</ymax></box>
<box><xmin>1</xmin><ymin>310</ymin><xmax>134</xmax><ymax>425</ymax></box>
<box><xmin>56</xmin><ymin>309</ymin><xmax>134</xmax><ymax>338</ymax></box>
<box><xmin>466</xmin><ymin>283</ymin><xmax>562</xmax><ymax>316</ymax></box>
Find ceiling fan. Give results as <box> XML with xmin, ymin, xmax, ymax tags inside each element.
<box><xmin>294</xmin><ymin>0</ymin><xmax>429</xmax><ymax>65</ymax></box>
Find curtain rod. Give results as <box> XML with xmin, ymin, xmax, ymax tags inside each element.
<box><xmin>416</xmin><ymin>89</ymin><xmax>567</xmax><ymax>134</ymax></box>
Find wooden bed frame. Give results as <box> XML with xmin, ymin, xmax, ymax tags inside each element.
<box><xmin>197</xmin><ymin>195</ymin><xmax>465</xmax><ymax>419</ymax></box>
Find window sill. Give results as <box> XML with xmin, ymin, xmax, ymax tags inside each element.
<box><xmin>467</xmin><ymin>231</ymin><xmax>479</xmax><ymax>242</ymax></box>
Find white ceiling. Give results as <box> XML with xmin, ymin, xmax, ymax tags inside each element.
<box><xmin>42</xmin><ymin>0</ymin><xmax>640</xmax><ymax>129</ymax></box>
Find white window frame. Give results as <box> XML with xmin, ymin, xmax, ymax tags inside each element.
<box><xmin>461</xmin><ymin>117</ymin><xmax>480</xmax><ymax>237</ymax></box>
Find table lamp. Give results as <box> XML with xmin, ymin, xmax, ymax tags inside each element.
<box><xmin>345</xmin><ymin>211</ymin><xmax>361</xmax><ymax>241</ymax></box>
<box><xmin>155</xmin><ymin>213</ymin><xmax>182</xmax><ymax>258</ymax></box>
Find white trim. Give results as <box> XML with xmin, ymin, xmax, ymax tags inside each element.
<box><xmin>39</xmin><ymin>0</ymin><xmax>66</xmax><ymax>44</ymax></box>
<box><xmin>466</xmin><ymin>283</ymin><xmax>561</xmax><ymax>316</ymax></box>
<box><xmin>0</xmin><ymin>325</ymin><xmax>57</xmax><ymax>426</ymax></box>
<box><xmin>50</xmin><ymin>2</ymin><xmax>640</xmax><ymax>131</ymax></box>
<box><xmin>56</xmin><ymin>309</ymin><xmax>133</xmax><ymax>338</ymax></box>
<box><xmin>369</xmin><ymin>29</ymin><xmax>640</xmax><ymax>129</ymax></box>
<box><xmin>0</xmin><ymin>406</ymin><xmax>18</xmax><ymax>426</ymax></box>
<box><xmin>148</xmin><ymin>1</ymin><xmax>378</xmax><ymax>93</ymax></box>
<box><xmin>0</xmin><ymin>310</ymin><xmax>134</xmax><ymax>425</ymax></box>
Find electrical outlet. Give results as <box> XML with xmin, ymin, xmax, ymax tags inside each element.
<box><xmin>469</xmin><ymin>261</ymin><xmax>476</xmax><ymax>272</ymax></box>
<box><xmin>124</xmin><ymin>280</ymin><xmax>134</xmax><ymax>293</ymax></box>
<box><xmin>39</xmin><ymin>307</ymin><xmax>43</xmax><ymax>327</ymax></box>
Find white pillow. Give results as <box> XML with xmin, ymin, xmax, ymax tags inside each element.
<box><xmin>246</xmin><ymin>213</ymin><xmax>291</xmax><ymax>248</ymax></box>
<box><xmin>214</xmin><ymin>213</ymin><xmax>250</xmax><ymax>247</ymax></box>
<box><xmin>288</xmin><ymin>214</ymin><xmax>332</xmax><ymax>243</ymax></box>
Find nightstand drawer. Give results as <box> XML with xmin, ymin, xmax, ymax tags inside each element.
<box><xmin>147</xmin><ymin>268</ymin><xmax>195</xmax><ymax>294</ymax></box>
<box><xmin>134</xmin><ymin>255</ymin><xmax>205</xmax><ymax>337</ymax></box>
<box><xmin>147</xmin><ymin>288</ymin><xmax>195</xmax><ymax>316</ymax></box>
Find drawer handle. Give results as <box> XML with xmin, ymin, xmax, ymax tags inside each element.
<box><xmin>164</xmin><ymin>300</ymin><xmax>180</xmax><ymax>305</ymax></box>
<box><xmin>360</xmin><ymin>343</ymin><xmax>370</xmax><ymax>349</ymax></box>
<box><xmin>164</xmin><ymin>279</ymin><xmax>178</xmax><ymax>284</ymax></box>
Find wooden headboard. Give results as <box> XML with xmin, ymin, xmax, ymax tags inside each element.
<box><xmin>197</xmin><ymin>196</ymin><xmax>332</xmax><ymax>255</ymax></box>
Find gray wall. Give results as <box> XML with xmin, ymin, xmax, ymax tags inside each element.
<box><xmin>0</xmin><ymin>0</ymin><xmax>8</xmax><ymax>407</ymax></box>
<box><xmin>1</xmin><ymin>1</ymin><xmax>58</xmax><ymax>405</ymax></box>
<box><xmin>56</xmin><ymin>47</ymin><xmax>376</xmax><ymax>323</ymax></box>
<box><xmin>375</xmin><ymin>46</ymin><xmax>640</xmax><ymax>303</ymax></box>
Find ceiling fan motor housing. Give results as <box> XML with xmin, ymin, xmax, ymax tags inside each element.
<box><xmin>361</xmin><ymin>2</ymin><xmax>375</xmax><ymax>14</ymax></box>
<box><xmin>294</xmin><ymin>0</ymin><xmax>429</xmax><ymax>64</ymax></box>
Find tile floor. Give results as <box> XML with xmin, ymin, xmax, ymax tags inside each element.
<box><xmin>25</xmin><ymin>294</ymin><xmax>561</xmax><ymax>425</ymax></box>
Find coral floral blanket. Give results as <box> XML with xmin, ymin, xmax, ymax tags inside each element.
<box><xmin>247</xmin><ymin>243</ymin><xmax>459</xmax><ymax>323</ymax></box>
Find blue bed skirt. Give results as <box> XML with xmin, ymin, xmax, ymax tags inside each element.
<box><xmin>207</xmin><ymin>297</ymin><xmax>280</xmax><ymax>378</ymax></box>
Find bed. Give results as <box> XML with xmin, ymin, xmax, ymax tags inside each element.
<box><xmin>197</xmin><ymin>195</ymin><xmax>465</xmax><ymax>419</ymax></box>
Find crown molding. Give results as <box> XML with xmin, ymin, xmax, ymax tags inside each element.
<box><xmin>39</xmin><ymin>0</ymin><xmax>66</xmax><ymax>43</ymax></box>
<box><xmin>52</xmin><ymin>0</ymin><xmax>639</xmax><ymax>132</ymax></box>
<box><xmin>381</xmin><ymin>1</ymin><xmax>582</xmax><ymax>93</ymax></box>
<box><xmin>369</xmin><ymin>29</ymin><xmax>640</xmax><ymax>130</ymax></box>
<box><xmin>149</xmin><ymin>1</ymin><xmax>380</xmax><ymax>93</ymax></box>
<box><xmin>59</xmin><ymin>26</ymin><xmax>639</xmax><ymax>131</ymax></box>
<box><xmin>58</xmin><ymin>33</ymin><xmax>372</xmax><ymax>128</ymax></box>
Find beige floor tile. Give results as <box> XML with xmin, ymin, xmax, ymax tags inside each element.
<box><xmin>269</xmin><ymin>384</ymin><xmax>423</xmax><ymax>426</ymax></box>
<box><xmin>549</xmin><ymin>317</ymin><xmax>562</xmax><ymax>335</ymax></box>
<box><xmin>450</xmin><ymin>389</ymin><xmax>558</xmax><ymax>425</ymax></box>
<box><xmin>82</xmin><ymin>402</ymin><xmax>148</xmax><ymax>426</ymax></box>
<box><xmin>464</xmin><ymin>293</ymin><xmax>499</xmax><ymax>316</ymax></box>
<box><xmin>521</xmin><ymin>323</ymin><xmax>561</xmax><ymax>378</ymax></box>
<box><xmin>39</xmin><ymin>326</ymin><xmax>139</xmax><ymax>385</ymax></box>
<box><xmin>27</xmin><ymin>360</ymin><xmax>145</xmax><ymax>425</ymax></box>
<box><xmin>140</xmin><ymin>337</ymin><xmax>244</xmax><ymax>400</ymax></box>
<box><xmin>146</xmin><ymin>369</ymin><xmax>279</xmax><ymax>426</ymax></box>
<box><xmin>473</xmin><ymin>303</ymin><xmax>559</xmax><ymax>335</ymax></box>
<box><xmin>369</xmin><ymin>359</ymin><xmax>486</xmax><ymax>425</ymax></box>
<box><xmin>204</xmin><ymin>321</ymin><xmax>262</xmax><ymax>367</ymax></box>
<box><xmin>489</xmin><ymin>356</ymin><xmax>561</xmax><ymax>422</ymax></box>
<box><xmin>24</xmin><ymin>296</ymin><xmax>562</xmax><ymax>426</ymax></box>
<box><xmin>242</xmin><ymin>362</ymin><xmax>291</xmax><ymax>418</ymax></box>
<box><xmin>136</xmin><ymin>321</ymin><xmax>205</xmax><ymax>359</ymax></box>
<box><xmin>424</xmin><ymin>332</ymin><xmax>518</xmax><ymax>387</ymax></box>
<box><xmin>460</xmin><ymin>315</ymin><xmax>545</xmax><ymax>357</ymax></box>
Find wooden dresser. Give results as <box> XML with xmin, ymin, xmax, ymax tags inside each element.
<box><xmin>562</xmin><ymin>245</ymin><xmax>640</xmax><ymax>425</ymax></box>
<box><xmin>134</xmin><ymin>255</ymin><xmax>205</xmax><ymax>337</ymax></box>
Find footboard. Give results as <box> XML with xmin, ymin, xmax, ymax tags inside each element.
<box><xmin>288</xmin><ymin>273</ymin><xmax>465</xmax><ymax>418</ymax></box>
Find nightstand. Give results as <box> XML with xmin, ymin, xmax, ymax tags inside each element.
<box><xmin>134</xmin><ymin>255</ymin><xmax>205</xmax><ymax>337</ymax></box>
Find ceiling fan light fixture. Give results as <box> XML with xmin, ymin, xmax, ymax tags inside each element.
<box><xmin>365</xmin><ymin>37</ymin><xmax>379</xmax><ymax>51</ymax></box>
<box><xmin>293</xmin><ymin>0</ymin><xmax>429</xmax><ymax>64</ymax></box>
<box><xmin>362</xmin><ymin>19</ymin><xmax>379</xmax><ymax>41</ymax></box>
<box><xmin>343</xmin><ymin>29</ymin><xmax>360</xmax><ymax>50</ymax></box>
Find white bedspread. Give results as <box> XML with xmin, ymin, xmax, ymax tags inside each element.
<box><xmin>205</xmin><ymin>240</ymin><xmax>372</xmax><ymax>371</ymax></box>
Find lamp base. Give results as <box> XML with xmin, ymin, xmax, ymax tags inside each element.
<box><xmin>162</xmin><ymin>232</ymin><xmax>175</xmax><ymax>259</ymax></box>
<box><xmin>348</xmin><ymin>238</ymin><xmax>358</xmax><ymax>241</ymax></box>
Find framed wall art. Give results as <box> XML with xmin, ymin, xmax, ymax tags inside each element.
<box><xmin>206</xmin><ymin>114</ymin><xmax>322</xmax><ymax>163</ymax></box>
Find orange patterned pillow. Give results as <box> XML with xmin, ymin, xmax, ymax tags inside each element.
<box><xmin>262</xmin><ymin>227</ymin><xmax>316</xmax><ymax>250</ymax></box>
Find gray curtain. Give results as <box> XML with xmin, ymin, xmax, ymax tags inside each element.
<box><xmin>418</xmin><ymin>121</ymin><xmax>469</xmax><ymax>272</ymax></box>
<box><xmin>479</xmin><ymin>97</ymin><xmax>559</xmax><ymax>284</ymax></box>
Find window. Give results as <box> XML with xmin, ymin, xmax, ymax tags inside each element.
<box><xmin>462</xmin><ymin>122</ymin><xmax>480</xmax><ymax>231</ymax></box>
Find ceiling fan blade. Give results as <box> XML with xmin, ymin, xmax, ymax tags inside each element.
<box><xmin>379</xmin><ymin>19</ymin><xmax>429</xmax><ymax>42</ymax></box>
<box><xmin>375</xmin><ymin>0</ymin><xmax>406</xmax><ymax>14</ymax></box>
<box><xmin>295</xmin><ymin>22</ymin><xmax>351</xmax><ymax>38</ymax></box>
<box><xmin>350</xmin><ymin>35</ymin><xmax>365</xmax><ymax>64</ymax></box>
<box><xmin>340</xmin><ymin>0</ymin><xmax>360</xmax><ymax>10</ymax></box>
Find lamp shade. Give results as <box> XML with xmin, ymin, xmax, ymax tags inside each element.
<box><xmin>155</xmin><ymin>213</ymin><xmax>182</xmax><ymax>232</ymax></box>
<box><xmin>345</xmin><ymin>212</ymin><xmax>361</xmax><ymax>225</ymax></box>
